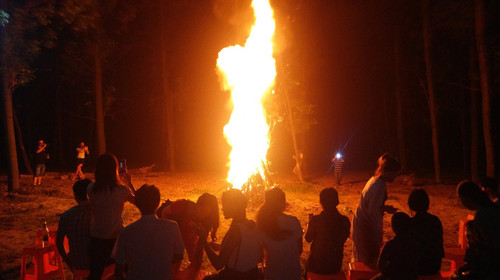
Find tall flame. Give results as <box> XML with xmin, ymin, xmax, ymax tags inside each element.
<box><xmin>217</xmin><ymin>0</ymin><xmax>276</xmax><ymax>189</ymax></box>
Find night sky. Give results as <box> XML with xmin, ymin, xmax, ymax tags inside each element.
<box><xmin>1</xmin><ymin>0</ymin><xmax>499</xmax><ymax>179</ymax></box>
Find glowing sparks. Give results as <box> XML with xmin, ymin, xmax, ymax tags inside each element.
<box><xmin>217</xmin><ymin>0</ymin><xmax>276</xmax><ymax>189</ymax></box>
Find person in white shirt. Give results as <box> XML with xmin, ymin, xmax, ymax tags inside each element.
<box><xmin>114</xmin><ymin>184</ymin><xmax>184</xmax><ymax>280</ymax></box>
<box><xmin>352</xmin><ymin>153</ymin><xmax>401</xmax><ymax>268</ymax></box>
<box><xmin>256</xmin><ymin>188</ymin><xmax>303</xmax><ymax>280</ymax></box>
<box><xmin>73</xmin><ymin>142</ymin><xmax>89</xmax><ymax>180</ymax></box>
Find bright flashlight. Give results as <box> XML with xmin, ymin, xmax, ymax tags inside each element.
<box><xmin>336</xmin><ymin>153</ymin><xmax>342</xmax><ymax>159</ymax></box>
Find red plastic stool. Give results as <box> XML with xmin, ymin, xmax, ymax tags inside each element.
<box><xmin>347</xmin><ymin>262</ymin><xmax>378</xmax><ymax>280</ymax></box>
<box><xmin>20</xmin><ymin>244</ymin><xmax>66</xmax><ymax>280</ymax></box>
<box><xmin>74</xmin><ymin>264</ymin><xmax>115</xmax><ymax>280</ymax></box>
<box><xmin>307</xmin><ymin>271</ymin><xmax>347</xmax><ymax>280</ymax></box>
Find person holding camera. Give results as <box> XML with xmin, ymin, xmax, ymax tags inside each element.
<box><xmin>33</xmin><ymin>139</ymin><xmax>50</xmax><ymax>186</ymax></box>
<box><xmin>87</xmin><ymin>153</ymin><xmax>135</xmax><ymax>280</ymax></box>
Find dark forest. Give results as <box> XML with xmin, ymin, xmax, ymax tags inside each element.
<box><xmin>2</xmin><ymin>0</ymin><xmax>500</xmax><ymax>189</ymax></box>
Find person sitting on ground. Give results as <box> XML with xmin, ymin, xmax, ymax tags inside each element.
<box><xmin>56</xmin><ymin>179</ymin><xmax>92</xmax><ymax>271</ymax></box>
<box><xmin>305</xmin><ymin>187</ymin><xmax>350</xmax><ymax>277</ymax></box>
<box><xmin>407</xmin><ymin>188</ymin><xmax>444</xmax><ymax>275</ymax></box>
<box><xmin>114</xmin><ymin>184</ymin><xmax>184</xmax><ymax>280</ymax></box>
<box><xmin>87</xmin><ymin>153</ymin><xmax>135</xmax><ymax>280</ymax></box>
<box><xmin>451</xmin><ymin>180</ymin><xmax>500</xmax><ymax>280</ymax></box>
<box><xmin>480</xmin><ymin>177</ymin><xmax>500</xmax><ymax>208</ymax></box>
<box><xmin>160</xmin><ymin>193</ymin><xmax>219</xmax><ymax>278</ymax></box>
<box><xmin>257</xmin><ymin>187</ymin><xmax>303</xmax><ymax>280</ymax></box>
<box><xmin>199</xmin><ymin>189</ymin><xmax>262</xmax><ymax>280</ymax></box>
<box><xmin>372</xmin><ymin>212</ymin><xmax>418</xmax><ymax>280</ymax></box>
<box><xmin>352</xmin><ymin>153</ymin><xmax>401</xmax><ymax>268</ymax></box>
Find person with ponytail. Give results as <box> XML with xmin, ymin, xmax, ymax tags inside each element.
<box><xmin>256</xmin><ymin>188</ymin><xmax>302</xmax><ymax>280</ymax></box>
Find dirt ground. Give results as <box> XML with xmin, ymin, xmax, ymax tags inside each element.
<box><xmin>0</xmin><ymin>171</ymin><xmax>472</xmax><ymax>279</ymax></box>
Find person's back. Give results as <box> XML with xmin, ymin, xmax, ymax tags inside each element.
<box><xmin>407</xmin><ymin>189</ymin><xmax>444</xmax><ymax>275</ymax></box>
<box><xmin>257</xmin><ymin>188</ymin><xmax>302</xmax><ymax>280</ymax></box>
<box><xmin>456</xmin><ymin>180</ymin><xmax>500</xmax><ymax>280</ymax></box>
<box><xmin>115</xmin><ymin>216</ymin><xmax>183</xmax><ymax>280</ymax></box>
<box><xmin>114</xmin><ymin>185</ymin><xmax>184</xmax><ymax>280</ymax></box>
<box><xmin>306</xmin><ymin>187</ymin><xmax>350</xmax><ymax>275</ymax></box>
<box><xmin>375</xmin><ymin>212</ymin><xmax>418</xmax><ymax>280</ymax></box>
<box><xmin>260</xmin><ymin>213</ymin><xmax>302</xmax><ymax>280</ymax></box>
<box><xmin>57</xmin><ymin>179</ymin><xmax>92</xmax><ymax>270</ymax></box>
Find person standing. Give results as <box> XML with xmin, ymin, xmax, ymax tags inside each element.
<box><xmin>114</xmin><ymin>184</ymin><xmax>184</xmax><ymax>280</ymax></box>
<box><xmin>33</xmin><ymin>140</ymin><xmax>49</xmax><ymax>186</ymax></box>
<box><xmin>331</xmin><ymin>153</ymin><xmax>344</xmax><ymax>186</ymax></box>
<box><xmin>87</xmin><ymin>153</ymin><xmax>135</xmax><ymax>280</ymax></box>
<box><xmin>352</xmin><ymin>153</ymin><xmax>401</xmax><ymax>268</ymax></box>
<box><xmin>73</xmin><ymin>142</ymin><xmax>89</xmax><ymax>180</ymax></box>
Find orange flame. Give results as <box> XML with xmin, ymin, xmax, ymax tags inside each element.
<box><xmin>217</xmin><ymin>0</ymin><xmax>276</xmax><ymax>189</ymax></box>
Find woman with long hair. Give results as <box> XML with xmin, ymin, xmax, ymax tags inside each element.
<box><xmin>161</xmin><ymin>193</ymin><xmax>219</xmax><ymax>278</ymax></box>
<box><xmin>256</xmin><ymin>188</ymin><xmax>302</xmax><ymax>280</ymax></box>
<box><xmin>87</xmin><ymin>153</ymin><xmax>135</xmax><ymax>280</ymax></box>
<box><xmin>352</xmin><ymin>153</ymin><xmax>401</xmax><ymax>268</ymax></box>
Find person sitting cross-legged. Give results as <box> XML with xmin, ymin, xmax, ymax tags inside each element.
<box><xmin>56</xmin><ymin>179</ymin><xmax>92</xmax><ymax>272</ymax></box>
<box><xmin>114</xmin><ymin>184</ymin><xmax>184</xmax><ymax>280</ymax></box>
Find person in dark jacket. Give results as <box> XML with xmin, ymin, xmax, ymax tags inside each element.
<box><xmin>305</xmin><ymin>187</ymin><xmax>350</xmax><ymax>277</ymax></box>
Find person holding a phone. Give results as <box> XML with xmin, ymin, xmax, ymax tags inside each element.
<box><xmin>352</xmin><ymin>153</ymin><xmax>401</xmax><ymax>269</ymax></box>
<box><xmin>87</xmin><ymin>153</ymin><xmax>135</xmax><ymax>280</ymax></box>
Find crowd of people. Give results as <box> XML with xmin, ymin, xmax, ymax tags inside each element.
<box><xmin>53</xmin><ymin>152</ymin><xmax>500</xmax><ymax>280</ymax></box>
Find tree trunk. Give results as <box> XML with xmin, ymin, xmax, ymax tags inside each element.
<box><xmin>421</xmin><ymin>0</ymin><xmax>441</xmax><ymax>183</ymax></box>
<box><xmin>3</xmin><ymin>72</ymin><xmax>20</xmax><ymax>192</ymax></box>
<box><xmin>159</xmin><ymin>0</ymin><xmax>176</xmax><ymax>172</ymax></box>
<box><xmin>475</xmin><ymin>0</ymin><xmax>495</xmax><ymax>177</ymax></box>
<box><xmin>469</xmin><ymin>39</ymin><xmax>479</xmax><ymax>182</ymax></box>
<box><xmin>94</xmin><ymin>45</ymin><xmax>106</xmax><ymax>156</ymax></box>
<box><xmin>394</xmin><ymin>33</ymin><xmax>407</xmax><ymax>170</ymax></box>
<box><xmin>284</xmin><ymin>87</ymin><xmax>303</xmax><ymax>182</ymax></box>
<box><xmin>13</xmin><ymin>109</ymin><xmax>33</xmax><ymax>175</ymax></box>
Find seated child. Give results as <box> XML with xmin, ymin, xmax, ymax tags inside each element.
<box><xmin>407</xmin><ymin>188</ymin><xmax>444</xmax><ymax>275</ymax></box>
<box><xmin>305</xmin><ymin>187</ymin><xmax>350</xmax><ymax>276</ymax></box>
<box><xmin>372</xmin><ymin>212</ymin><xmax>418</xmax><ymax>280</ymax></box>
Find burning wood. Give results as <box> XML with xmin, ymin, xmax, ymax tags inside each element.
<box><xmin>217</xmin><ymin>0</ymin><xmax>277</xmax><ymax>192</ymax></box>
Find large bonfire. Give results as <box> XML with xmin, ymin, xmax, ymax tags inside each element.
<box><xmin>217</xmin><ymin>0</ymin><xmax>276</xmax><ymax>192</ymax></box>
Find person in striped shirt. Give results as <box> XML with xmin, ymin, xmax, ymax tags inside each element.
<box><xmin>331</xmin><ymin>153</ymin><xmax>344</xmax><ymax>186</ymax></box>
